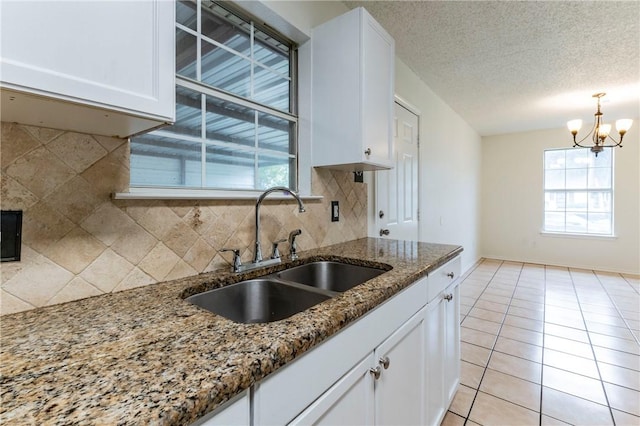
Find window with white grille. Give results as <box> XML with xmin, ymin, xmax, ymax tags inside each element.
<box><xmin>543</xmin><ymin>147</ymin><xmax>613</xmax><ymax>235</ymax></box>
<box><xmin>130</xmin><ymin>0</ymin><xmax>297</xmax><ymax>191</ymax></box>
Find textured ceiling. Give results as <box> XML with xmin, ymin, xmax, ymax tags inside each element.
<box><xmin>344</xmin><ymin>1</ymin><xmax>640</xmax><ymax>136</ymax></box>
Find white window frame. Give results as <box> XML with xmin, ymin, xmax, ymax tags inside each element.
<box><xmin>542</xmin><ymin>147</ymin><xmax>615</xmax><ymax>237</ymax></box>
<box><xmin>124</xmin><ymin>0</ymin><xmax>302</xmax><ymax>199</ymax></box>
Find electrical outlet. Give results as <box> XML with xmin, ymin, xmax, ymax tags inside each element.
<box><xmin>331</xmin><ymin>201</ymin><xmax>339</xmax><ymax>222</ymax></box>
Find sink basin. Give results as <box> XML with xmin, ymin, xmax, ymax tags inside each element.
<box><xmin>186</xmin><ymin>279</ymin><xmax>331</xmax><ymax>323</ymax></box>
<box><xmin>272</xmin><ymin>261</ymin><xmax>386</xmax><ymax>292</ymax></box>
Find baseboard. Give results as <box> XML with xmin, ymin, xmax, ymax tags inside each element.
<box><xmin>480</xmin><ymin>254</ymin><xmax>640</xmax><ymax>276</ymax></box>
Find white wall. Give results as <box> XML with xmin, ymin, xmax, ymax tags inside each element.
<box><xmin>252</xmin><ymin>1</ymin><xmax>349</xmax><ymax>37</ymax></box>
<box><xmin>391</xmin><ymin>60</ymin><xmax>482</xmax><ymax>273</ymax></box>
<box><xmin>255</xmin><ymin>0</ymin><xmax>636</xmax><ymax>275</ymax></box>
<box><xmin>258</xmin><ymin>1</ymin><xmax>483</xmax><ymax>272</ymax></box>
<box><xmin>481</xmin><ymin>124</ymin><xmax>640</xmax><ymax>274</ymax></box>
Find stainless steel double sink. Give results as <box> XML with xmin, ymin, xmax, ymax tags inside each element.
<box><xmin>186</xmin><ymin>261</ymin><xmax>388</xmax><ymax>323</ymax></box>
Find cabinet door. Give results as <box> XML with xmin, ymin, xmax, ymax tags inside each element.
<box><xmin>425</xmin><ymin>296</ymin><xmax>446</xmax><ymax>426</ymax></box>
<box><xmin>361</xmin><ymin>11</ymin><xmax>395</xmax><ymax>168</ymax></box>
<box><xmin>311</xmin><ymin>7</ymin><xmax>394</xmax><ymax>171</ymax></box>
<box><xmin>289</xmin><ymin>354</ymin><xmax>374</xmax><ymax>426</ymax></box>
<box><xmin>192</xmin><ymin>392</ymin><xmax>249</xmax><ymax>426</ymax></box>
<box><xmin>443</xmin><ymin>281</ymin><xmax>461</xmax><ymax>405</ymax></box>
<box><xmin>374</xmin><ymin>307</ymin><xmax>426</xmax><ymax>426</ymax></box>
<box><xmin>0</xmin><ymin>0</ymin><xmax>174</xmax><ymax>136</ymax></box>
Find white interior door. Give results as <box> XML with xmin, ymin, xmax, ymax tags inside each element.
<box><xmin>376</xmin><ymin>101</ymin><xmax>419</xmax><ymax>240</ymax></box>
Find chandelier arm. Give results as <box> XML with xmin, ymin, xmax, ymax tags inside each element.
<box><xmin>572</xmin><ymin>125</ymin><xmax>596</xmax><ymax>148</ymax></box>
<box><xmin>605</xmin><ymin>133</ymin><xmax>624</xmax><ymax>147</ymax></box>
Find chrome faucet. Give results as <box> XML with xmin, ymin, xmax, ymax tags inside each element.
<box><xmin>220</xmin><ymin>187</ymin><xmax>305</xmax><ymax>273</ymax></box>
<box><xmin>288</xmin><ymin>229</ymin><xmax>302</xmax><ymax>260</ymax></box>
<box><xmin>254</xmin><ymin>186</ymin><xmax>305</xmax><ymax>263</ymax></box>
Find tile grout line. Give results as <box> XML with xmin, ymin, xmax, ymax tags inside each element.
<box><xmin>460</xmin><ymin>259</ymin><xmax>505</xmax><ymax>425</ymax></box>
<box><xmin>569</xmin><ymin>267</ymin><xmax>617</xmax><ymax>425</ymax></box>
<box><xmin>617</xmin><ymin>271</ymin><xmax>640</xmax><ymax>297</ymax></box>
<box><xmin>539</xmin><ymin>264</ymin><xmax>547</xmax><ymax>426</ymax></box>
<box><xmin>592</xmin><ymin>270</ymin><xmax>640</xmax><ymax>347</ymax></box>
<box><xmin>463</xmin><ymin>260</ymin><xmax>531</xmax><ymax>425</ymax></box>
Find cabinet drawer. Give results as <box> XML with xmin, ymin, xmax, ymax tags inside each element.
<box><xmin>427</xmin><ymin>256</ymin><xmax>461</xmax><ymax>303</ymax></box>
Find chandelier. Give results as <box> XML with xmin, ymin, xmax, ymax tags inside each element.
<box><xmin>567</xmin><ymin>92</ymin><xmax>633</xmax><ymax>156</ymax></box>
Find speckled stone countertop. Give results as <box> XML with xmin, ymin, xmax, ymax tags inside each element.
<box><xmin>0</xmin><ymin>237</ymin><xmax>462</xmax><ymax>425</ymax></box>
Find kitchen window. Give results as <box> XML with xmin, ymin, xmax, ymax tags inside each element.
<box><xmin>543</xmin><ymin>147</ymin><xmax>614</xmax><ymax>235</ymax></box>
<box><xmin>130</xmin><ymin>0</ymin><xmax>297</xmax><ymax>192</ymax></box>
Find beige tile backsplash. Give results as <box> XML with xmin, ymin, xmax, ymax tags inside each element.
<box><xmin>0</xmin><ymin>122</ymin><xmax>368</xmax><ymax>315</ymax></box>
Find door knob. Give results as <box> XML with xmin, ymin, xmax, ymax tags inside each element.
<box><xmin>379</xmin><ymin>210</ymin><xmax>385</xmax><ymax>219</ymax></box>
<box><xmin>379</xmin><ymin>229</ymin><xmax>390</xmax><ymax>236</ymax></box>
<box><xmin>364</xmin><ymin>148</ymin><xmax>372</xmax><ymax>156</ymax></box>
<box><xmin>369</xmin><ymin>366</ymin><xmax>381</xmax><ymax>380</ymax></box>
<box><xmin>444</xmin><ymin>293</ymin><xmax>453</xmax><ymax>302</ymax></box>
<box><xmin>379</xmin><ymin>356</ymin><xmax>390</xmax><ymax>369</ymax></box>
<box><xmin>447</xmin><ymin>272</ymin><xmax>455</xmax><ymax>279</ymax></box>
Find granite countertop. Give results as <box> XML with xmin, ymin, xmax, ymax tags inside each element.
<box><xmin>0</xmin><ymin>237</ymin><xmax>462</xmax><ymax>425</ymax></box>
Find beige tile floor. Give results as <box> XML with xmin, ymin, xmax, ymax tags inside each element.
<box><xmin>443</xmin><ymin>259</ymin><xmax>640</xmax><ymax>426</ymax></box>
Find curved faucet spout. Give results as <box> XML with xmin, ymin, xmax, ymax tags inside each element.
<box><xmin>254</xmin><ymin>186</ymin><xmax>305</xmax><ymax>263</ymax></box>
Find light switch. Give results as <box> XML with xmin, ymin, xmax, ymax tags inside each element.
<box><xmin>331</xmin><ymin>201</ymin><xmax>339</xmax><ymax>222</ymax></box>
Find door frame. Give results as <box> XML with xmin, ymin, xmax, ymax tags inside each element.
<box><xmin>366</xmin><ymin>95</ymin><xmax>421</xmax><ymax>239</ymax></box>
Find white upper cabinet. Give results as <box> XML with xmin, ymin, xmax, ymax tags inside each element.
<box><xmin>311</xmin><ymin>7</ymin><xmax>395</xmax><ymax>171</ymax></box>
<box><xmin>0</xmin><ymin>0</ymin><xmax>175</xmax><ymax>138</ymax></box>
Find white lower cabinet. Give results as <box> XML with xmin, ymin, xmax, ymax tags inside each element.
<box><xmin>291</xmin><ymin>308</ymin><xmax>427</xmax><ymax>425</ymax></box>
<box><xmin>196</xmin><ymin>255</ymin><xmax>461</xmax><ymax>426</ymax></box>
<box><xmin>253</xmin><ymin>275</ymin><xmax>428</xmax><ymax>425</ymax></box>
<box><xmin>444</xmin><ymin>281</ymin><xmax>461</xmax><ymax>405</ymax></box>
<box><xmin>290</xmin><ymin>355</ymin><xmax>375</xmax><ymax>425</ymax></box>
<box><xmin>426</xmin><ymin>261</ymin><xmax>461</xmax><ymax>426</ymax></box>
<box><xmin>192</xmin><ymin>390</ymin><xmax>250</xmax><ymax>426</ymax></box>
<box><xmin>374</xmin><ymin>307</ymin><xmax>427</xmax><ymax>425</ymax></box>
<box><xmin>425</xmin><ymin>294</ymin><xmax>446</xmax><ymax>425</ymax></box>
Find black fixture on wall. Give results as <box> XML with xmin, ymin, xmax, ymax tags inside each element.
<box><xmin>1</xmin><ymin>210</ymin><xmax>22</xmax><ymax>262</ymax></box>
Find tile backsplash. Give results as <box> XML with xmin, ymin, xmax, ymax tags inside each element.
<box><xmin>0</xmin><ymin>122</ymin><xmax>367</xmax><ymax>315</ymax></box>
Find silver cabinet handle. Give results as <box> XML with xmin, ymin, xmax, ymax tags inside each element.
<box><xmin>379</xmin><ymin>356</ymin><xmax>390</xmax><ymax>369</ymax></box>
<box><xmin>365</xmin><ymin>148</ymin><xmax>372</xmax><ymax>156</ymax></box>
<box><xmin>380</xmin><ymin>229</ymin><xmax>390</xmax><ymax>236</ymax></box>
<box><xmin>447</xmin><ymin>272</ymin><xmax>455</xmax><ymax>279</ymax></box>
<box><xmin>444</xmin><ymin>293</ymin><xmax>453</xmax><ymax>302</ymax></box>
<box><xmin>369</xmin><ymin>366</ymin><xmax>381</xmax><ymax>380</ymax></box>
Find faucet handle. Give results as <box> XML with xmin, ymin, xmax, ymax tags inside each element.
<box><xmin>271</xmin><ymin>239</ymin><xmax>287</xmax><ymax>259</ymax></box>
<box><xmin>220</xmin><ymin>248</ymin><xmax>242</xmax><ymax>272</ymax></box>
<box><xmin>288</xmin><ymin>229</ymin><xmax>302</xmax><ymax>260</ymax></box>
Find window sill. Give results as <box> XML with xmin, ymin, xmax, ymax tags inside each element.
<box><xmin>540</xmin><ymin>231</ymin><xmax>618</xmax><ymax>240</ymax></box>
<box><xmin>113</xmin><ymin>188</ymin><xmax>323</xmax><ymax>201</ymax></box>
